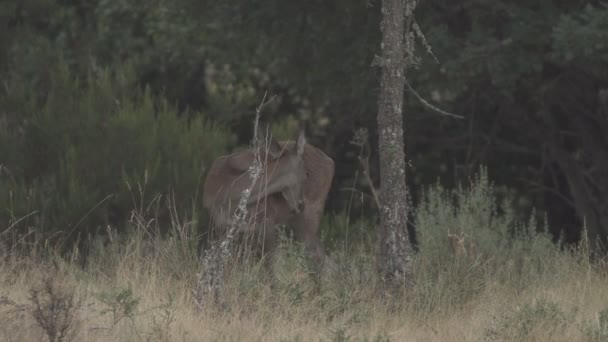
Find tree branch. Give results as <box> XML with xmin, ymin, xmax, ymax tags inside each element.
<box><xmin>405</xmin><ymin>79</ymin><xmax>464</xmax><ymax>119</ymax></box>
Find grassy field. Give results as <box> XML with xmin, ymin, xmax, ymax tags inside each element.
<box><xmin>2</xmin><ymin>174</ymin><xmax>608</xmax><ymax>341</ymax></box>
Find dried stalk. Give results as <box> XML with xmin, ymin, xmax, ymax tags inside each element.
<box><xmin>193</xmin><ymin>93</ymin><xmax>274</xmax><ymax>310</ymax></box>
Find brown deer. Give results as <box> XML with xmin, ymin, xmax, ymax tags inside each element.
<box><xmin>447</xmin><ymin>231</ymin><xmax>479</xmax><ymax>260</ymax></box>
<box><xmin>202</xmin><ymin>130</ymin><xmax>335</xmax><ymax>274</ymax></box>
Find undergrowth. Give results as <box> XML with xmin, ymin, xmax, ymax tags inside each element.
<box><xmin>1</xmin><ymin>170</ymin><xmax>607</xmax><ymax>341</ymax></box>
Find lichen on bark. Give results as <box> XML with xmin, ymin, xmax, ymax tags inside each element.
<box><xmin>376</xmin><ymin>0</ymin><xmax>417</xmax><ymax>286</ymax></box>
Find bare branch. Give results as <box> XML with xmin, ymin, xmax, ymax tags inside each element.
<box><xmin>358</xmin><ymin>155</ymin><xmax>382</xmax><ymax>211</ymax></box>
<box><xmin>405</xmin><ymin>79</ymin><xmax>464</xmax><ymax>119</ymax></box>
<box><xmin>350</xmin><ymin>128</ymin><xmax>382</xmax><ymax>211</ymax></box>
<box><xmin>194</xmin><ymin>92</ymin><xmax>273</xmax><ymax>310</ymax></box>
<box><xmin>412</xmin><ymin>19</ymin><xmax>439</xmax><ymax>64</ymax></box>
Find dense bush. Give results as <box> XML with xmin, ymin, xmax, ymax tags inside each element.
<box><xmin>0</xmin><ymin>62</ymin><xmax>234</xmax><ymax>250</ymax></box>
<box><xmin>416</xmin><ymin>168</ymin><xmax>555</xmax><ymax>262</ymax></box>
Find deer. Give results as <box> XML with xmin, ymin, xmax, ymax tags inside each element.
<box><xmin>202</xmin><ymin>129</ymin><xmax>335</xmax><ymax>277</ymax></box>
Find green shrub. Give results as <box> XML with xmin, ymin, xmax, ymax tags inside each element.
<box><xmin>0</xmin><ymin>62</ymin><xmax>233</xmax><ymax>250</ymax></box>
<box><xmin>96</xmin><ymin>286</ymin><xmax>140</xmax><ymax>326</ymax></box>
<box><xmin>415</xmin><ymin>167</ymin><xmax>555</xmax><ymax>263</ymax></box>
<box><xmin>408</xmin><ymin>168</ymin><xmax>558</xmax><ymax>314</ymax></box>
<box><xmin>485</xmin><ymin>299</ymin><xmax>570</xmax><ymax>341</ymax></box>
<box><xmin>583</xmin><ymin>307</ymin><xmax>608</xmax><ymax>342</ymax></box>
<box><xmin>320</xmin><ymin>212</ymin><xmax>376</xmax><ymax>253</ymax></box>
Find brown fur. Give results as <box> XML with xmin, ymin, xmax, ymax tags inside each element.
<box><xmin>202</xmin><ymin>136</ymin><xmax>334</xmax><ymax>273</ymax></box>
<box><xmin>203</xmin><ymin>132</ymin><xmax>306</xmax><ymax>227</ymax></box>
<box><xmin>284</xmin><ymin>143</ymin><xmax>335</xmax><ymax>267</ymax></box>
<box><xmin>448</xmin><ymin>232</ymin><xmax>478</xmax><ymax>260</ymax></box>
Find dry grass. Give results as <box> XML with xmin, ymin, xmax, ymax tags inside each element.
<box><xmin>0</xmin><ymin>230</ymin><xmax>607</xmax><ymax>342</ymax></box>
<box><xmin>2</xmin><ymin>171</ymin><xmax>607</xmax><ymax>341</ymax></box>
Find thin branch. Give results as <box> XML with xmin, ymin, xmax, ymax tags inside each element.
<box><xmin>194</xmin><ymin>91</ymin><xmax>274</xmax><ymax>310</ymax></box>
<box><xmin>61</xmin><ymin>194</ymin><xmax>115</xmax><ymax>248</ymax></box>
<box><xmin>350</xmin><ymin>128</ymin><xmax>382</xmax><ymax>210</ymax></box>
<box><xmin>412</xmin><ymin>19</ymin><xmax>439</xmax><ymax>64</ymax></box>
<box><xmin>3</xmin><ymin>211</ymin><xmax>39</xmax><ymax>236</ymax></box>
<box><xmin>357</xmin><ymin>155</ymin><xmax>381</xmax><ymax>210</ymax></box>
<box><xmin>404</xmin><ymin>79</ymin><xmax>464</xmax><ymax>119</ymax></box>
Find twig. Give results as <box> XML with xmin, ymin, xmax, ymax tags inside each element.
<box><xmin>61</xmin><ymin>194</ymin><xmax>115</xmax><ymax>248</ymax></box>
<box><xmin>404</xmin><ymin>79</ymin><xmax>464</xmax><ymax>119</ymax></box>
<box><xmin>412</xmin><ymin>19</ymin><xmax>439</xmax><ymax>64</ymax></box>
<box><xmin>350</xmin><ymin>128</ymin><xmax>419</xmax><ymax>231</ymax></box>
<box><xmin>3</xmin><ymin>211</ymin><xmax>39</xmax><ymax>236</ymax></box>
<box><xmin>350</xmin><ymin>128</ymin><xmax>382</xmax><ymax>210</ymax></box>
<box><xmin>193</xmin><ymin>91</ymin><xmax>274</xmax><ymax>311</ymax></box>
<box><xmin>358</xmin><ymin>155</ymin><xmax>381</xmax><ymax>210</ymax></box>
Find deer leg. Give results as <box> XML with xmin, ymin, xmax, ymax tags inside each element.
<box><xmin>290</xmin><ymin>205</ymin><xmax>325</xmax><ymax>287</ymax></box>
<box><xmin>251</xmin><ymin>217</ymin><xmax>278</xmax><ymax>277</ymax></box>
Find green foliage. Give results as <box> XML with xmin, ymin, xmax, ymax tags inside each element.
<box><xmin>485</xmin><ymin>299</ymin><xmax>570</xmax><ymax>341</ymax></box>
<box><xmin>4</xmin><ymin>167</ymin><xmax>607</xmax><ymax>340</ymax></box>
<box><xmin>270</xmin><ymin>115</ymin><xmax>302</xmax><ymax>141</ymax></box>
<box><xmin>416</xmin><ymin>167</ymin><xmax>555</xmax><ymax>261</ymax></box>
<box><xmin>0</xmin><ymin>62</ymin><xmax>233</xmax><ymax>245</ymax></box>
<box><xmin>96</xmin><ymin>287</ymin><xmax>140</xmax><ymax>325</ymax></box>
<box><xmin>320</xmin><ymin>212</ymin><xmax>376</xmax><ymax>252</ymax></box>
<box><xmin>551</xmin><ymin>3</ymin><xmax>608</xmax><ymax>66</ymax></box>
<box><xmin>147</xmin><ymin>292</ymin><xmax>177</xmax><ymax>342</ymax></box>
<box><xmin>325</xmin><ymin>327</ymin><xmax>352</xmax><ymax>342</ymax></box>
<box><xmin>584</xmin><ymin>307</ymin><xmax>608</xmax><ymax>342</ymax></box>
<box><xmin>407</xmin><ymin>168</ymin><xmax>558</xmax><ymax>314</ymax></box>
<box><xmin>4</xmin><ymin>0</ymin><xmax>608</xmax><ymax>254</ymax></box>
<box><xmin>364</xmin><ymin>335</ymin><xmax>391</xmax><ymax>342</ymax></box>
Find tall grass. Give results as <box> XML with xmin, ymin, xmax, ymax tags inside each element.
<box><xmin>1</xmin><ymin>170</ymin><xmax>607</xmax><ymax>341</ymax></box>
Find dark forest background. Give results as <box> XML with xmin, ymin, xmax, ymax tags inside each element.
<box><xmin>2</xmin><ymin>0</ymin><xmax>608</xmax><ymax>256</ymax></box>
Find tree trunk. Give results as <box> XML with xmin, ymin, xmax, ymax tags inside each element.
<box><xmin>376</xmin><ymin>0</ymin><xmax>415</xmax><ymax>285</ymax></box>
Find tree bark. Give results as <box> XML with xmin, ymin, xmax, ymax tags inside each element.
<box><xmin>376</xmin><ymin>0</ymin><xmax>415</xmax><ymax>285</ymax></box>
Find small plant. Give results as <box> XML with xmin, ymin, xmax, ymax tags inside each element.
<box><xmin>326</xmin><ymin>327</ymin><xmax>352</xmax><ymax>342</ymax></box>
<box><xmin>324</xmin><ymin>329</ymin><xmax>391</xmax><ymax>342</ymax></box>
<box><xmin>485</xmin><ymin>299</ymin><xmax>569</xmax><ymax>340</ymax></box>
<box><xmin>583</xmin><ymin>307</ymin><xmax>608</xmax><ymax>342</ymax></box>
<box><xmin>147</xmin><ymin>293</ymin><xmax>177</xmax><ymax>342</ymax></box>
<box><xmin>96</xmin><ymin>286</ymin><xmax>140</xmax><ymax>325</ymax></box>
<box><xmin>1</xmin><ymin>295</ymin><xmax>32</xmax><ymax>341</ymax></box>
<box><xmin>28</xmin><ymin>277</ymin><xmax>82</xmax><ymax>342</ymax></box>
<box><xmin>364</xmin><ymin>334</ymin><xmax>391</xmax><ymax>342</ymax></box>
<box><xmin>279</xmin><ymin>336</ymin><xmax>304</xmax><ymax>342</ymax></box>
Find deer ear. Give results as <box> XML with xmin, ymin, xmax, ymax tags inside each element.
<box><xmin>267</xmin><ymin>137</ymin><xmax>283</xmax><ymax>160</ymax></box>
<box><xmin>295</xmin><ymin>130</ymin><xmax>306</xmax><ymax>156</ymax></box>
